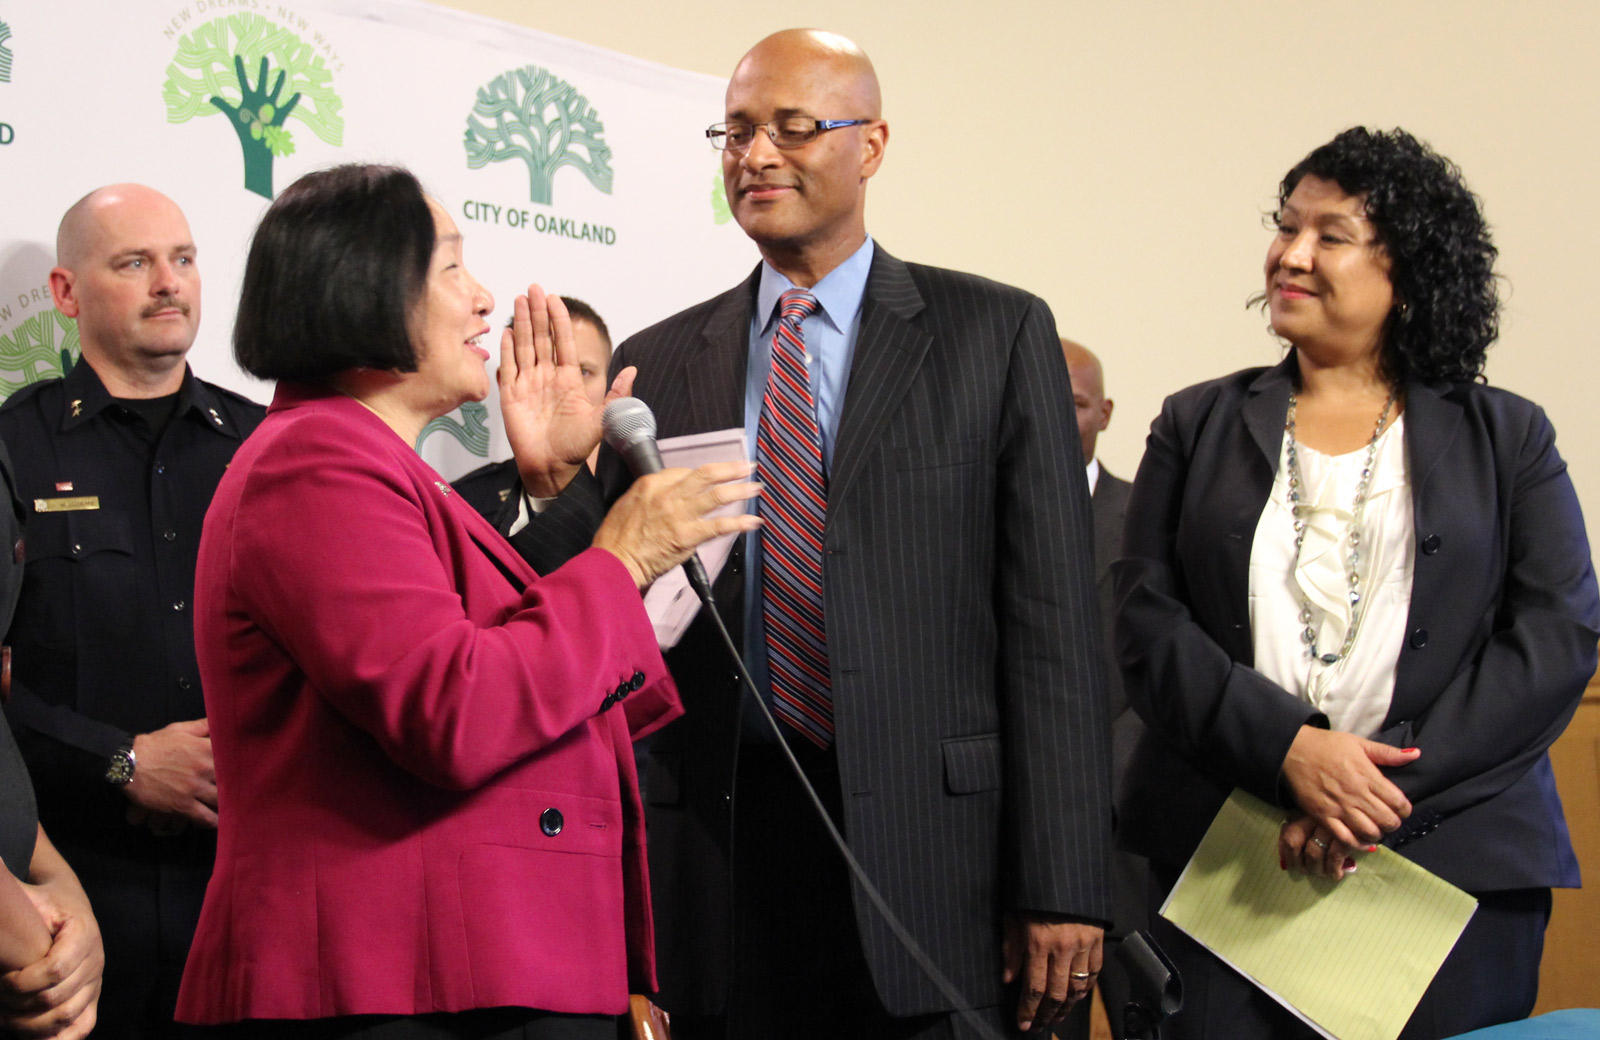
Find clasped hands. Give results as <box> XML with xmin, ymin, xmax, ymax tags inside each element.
<box><xmin>1278</xmin><ymin>725</ymin><xmax>1421</xmax><ymax>880</ymax></box>
<box><xmin>498</xmin><ymin>285</ymin><xmax>762</xmax><ymax>589</ymax></box>
<box><xmin>0</xmin><ymin>833</ymin><xmax>103</xmax><ymax>1040</ymax></box>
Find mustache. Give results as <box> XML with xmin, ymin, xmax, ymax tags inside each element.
<box><xmin>141</xmin><ymin>295</ymin><xmax>191</xmax><ymax>318</ymax></box>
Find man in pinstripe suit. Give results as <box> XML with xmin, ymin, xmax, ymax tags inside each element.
<box><xmin>508</xmin><ymin>28</ymin><xmax>1111</xmax><ymax>1040</ymax></box>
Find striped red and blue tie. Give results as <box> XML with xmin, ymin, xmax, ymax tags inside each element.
<box><xmin>757</xmin><ymin>289</ymin><xmax>833</xmax><ymax>748</ymax></box>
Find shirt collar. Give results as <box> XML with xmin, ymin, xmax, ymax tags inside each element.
<box><xmin>1085</xmin><ymin>456</ymin><xmax>1100</xmax><ymax>496</ymax></box>
<box><xmin>58</xmin><ymin>359</ymin><xmax>242</xmax><ymax>440</ymax></box>
<box><xmin>756</xmin><ymin>236</ymin><xmax>875</xmax><ymax>337</ymax></box>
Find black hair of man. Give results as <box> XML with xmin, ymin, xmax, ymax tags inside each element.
<box><xmin>558</xmin><ymin>296</ymin><xmax>611</xmax><ymax>350</ymax></box>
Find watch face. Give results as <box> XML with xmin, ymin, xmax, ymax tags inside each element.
<box><xmin>105</xmin><ymin>750</ymin><xmax>134</xmax><ymax>785</ymax></box>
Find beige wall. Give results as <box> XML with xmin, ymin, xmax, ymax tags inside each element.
<box><xmin>430</xmin><ymin>0</ymin><xmax>1600</xmax><ymax>526</ymax></box>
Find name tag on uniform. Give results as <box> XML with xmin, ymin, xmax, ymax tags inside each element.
<box><xmin>33</xmin><ymin>496</ymin><xmax>99</xmax><ymax>513</ymax></box>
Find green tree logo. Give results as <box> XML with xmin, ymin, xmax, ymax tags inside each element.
<box><xmin>0</xmin><ymin>19</ymin><xmax>14</xmax><ymax>84</ymax></box>
<box><xmin>416</xmin><ymin>401</ymin><xmax>491</xmax><ymax>458</ymax></box>
<box><xmin>464</xmin><ymin>66</ymin><xmax>613</xmax><ymax>206</ymax></box>
<box><xmin>0</xmin><ymin>312</ymin><xmax>80</xmax><ymax>403</ymax></box>
<box><xmin>162</xmin><ymin>14</ymin><xmax>345</xmax><ymax>199</ymax></box>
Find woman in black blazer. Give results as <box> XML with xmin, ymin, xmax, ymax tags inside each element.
<box><xmin>1115</xmin><ymin>127</ymin><xmax>1599</xmax><ymax>1039</ymax></box>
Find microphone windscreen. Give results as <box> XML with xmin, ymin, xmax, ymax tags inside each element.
<box><xmin>603</xmin><ymin>397</ymin><xmax>657</xmax><ymax>454</ymax></box>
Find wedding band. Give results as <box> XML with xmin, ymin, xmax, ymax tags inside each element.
<box><xmin>1070</xmin><ymin>971</ymin><xmax>1092</xmax><ymax>980</ymax></box>
<box><xmin>1311</xmin><ymin>837</ymin><xmax>1329</xmax><ymax>849</ymax></box>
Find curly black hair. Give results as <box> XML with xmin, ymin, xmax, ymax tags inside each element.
<box><xmin>1270</xmin><ymin>127</ymin><xmax>1500</xmax><ymax>384</ymax></box>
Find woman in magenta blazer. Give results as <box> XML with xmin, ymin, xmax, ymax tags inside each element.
<box><xmin>174</xmin><ymin>165</ymin><xmax>760</xmax><ymax>1037</ymax></box>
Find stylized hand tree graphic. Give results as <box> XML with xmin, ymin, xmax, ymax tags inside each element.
<box><xmin>0</xmin><ymin>19</ymin><xmax>14</xmax><ymax>83</ymax></box>
<box><xmin>0</xmin><ymin>311</ymin><xmax>80</xmax><ymax>403</ymax></box>
<box><xmin>162</xmin><ymin>14</ymin><xmax>344</xmax><ymax>199</ymax></box>
<box><xmin>464</xmin><ymin>66</ymin><xmax>613</xmax><ymax>206</ymax></box>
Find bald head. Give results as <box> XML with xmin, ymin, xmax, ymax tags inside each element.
<box><xmin>1062</xmin><ymin>338</ymin><xmax>1113</xmax><ymax>466</ymax></box>
<box><xmin>732</xmin><ymin>29</ymin><xmax>881</xmax><ymax>119</ymax></box>
<box><xmin>49</xmin><ymin>183</ymin><xmax>201</xmax><ymax>394</ymax></box>
<box><xmin>57</xmin><ymin>184</ymin><xmax>187</xmax><ymax>270</ymax></box>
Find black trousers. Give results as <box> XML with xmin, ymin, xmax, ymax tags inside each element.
<box><xmin>188</xmin><ymin>1008</ymin><xmax>616</xmax><ymax>1040</ymax></box>
<box><xmin>62</xmin><ymin>841</ymin><xmax>210</xmax><ymax>1040</ymax></box>
<box><xmin>1148</xmin><ymin>860</ymin><xmax>1551</xmax><ymax>1040</ymax></box>
<box><xmin>669</xmin><ymin>741</ymin><xmax>1012</xmax><ymax>1040</ymax></box>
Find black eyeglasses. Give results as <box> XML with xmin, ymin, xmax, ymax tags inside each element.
<box><xmin>706</xmin><ymin>117</ymin><xmax>870</xmax><ymax>152</ymax></box>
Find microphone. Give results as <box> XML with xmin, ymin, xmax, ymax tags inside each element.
<box><xmin>602</xmin><ymin>397</ymin><xmax>716</xmax><ymax>605</ymax></box>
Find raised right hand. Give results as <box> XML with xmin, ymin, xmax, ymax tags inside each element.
<box><xmin>126</xmin><ymin>718</ymin><xmax>217</xmax><ymax>828</ymax></box>
<box><xmin>1281</xmin><ymin>725</ymin><xmax>1419</xmax><ymax>846</ymax></box>
<box><xmin>499</xmin><ymin>285</ymin><xmax>637</xmax><ymax>498</ymax></box>
<box><xmin>593</xmin><ymin>461</ymin><xmax>763</xmax><ymax>589</ymax></box>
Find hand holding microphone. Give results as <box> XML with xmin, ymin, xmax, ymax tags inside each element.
<box><xmin>593</xmin><ymin>398</ymin><xmax>762</xmax><ymax>591</ymax></box>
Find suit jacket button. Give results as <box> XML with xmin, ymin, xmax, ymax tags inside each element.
<box><xmin>1409</xmin><ymin>628</ymin><xmax>1429</xmax><ymax>649</ymax></box>
<box><xmin>540</xmin><ymin>808</ymin><xmax>564</xmax><ymax>836</ymax></box>
<box><xmin>1421</xmin><ymin>534</ymin><xmax>1441</xmax><ymax>555</ymax></box>
<box><xmin>629</xmin><ymin>670</ymin><xmax>646</xmax><ymax>690</ymax></box>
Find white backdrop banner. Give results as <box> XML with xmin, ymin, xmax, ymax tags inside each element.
<box><xmin>0</xmin><ymin>0</ymin><xmax>755</xmax><ymax>476</ymax></box>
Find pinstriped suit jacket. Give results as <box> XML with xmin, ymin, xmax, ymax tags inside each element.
<box><xmin>515</xmin><ymin>247</ymin><xmax>1113</xmax><ymax>1018</ymax></box>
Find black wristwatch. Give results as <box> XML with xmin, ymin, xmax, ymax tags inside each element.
<box><xmin>104</xmin><ymin>739</ymin><xmax>137</xmax><ymax>785</ymax></box>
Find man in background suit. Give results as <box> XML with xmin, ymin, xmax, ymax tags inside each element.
<box><xmin>1061</xmin><ymin>338</ymin><xmax>1141</xmax><ymax>1040</ymax></box>
<box><xmin>510</xmin><ymin>29</ymin><xmax>1111</xmax><ymax>1039</ymax></box>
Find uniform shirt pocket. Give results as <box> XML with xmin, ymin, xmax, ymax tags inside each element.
<box><xmin>19</xmin><ymin>510</ymin><xmax>137</xmax><ymax>647</ymax></box>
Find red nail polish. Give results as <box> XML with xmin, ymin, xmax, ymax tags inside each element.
<box><xmin>1365</xmin><ymin>845</ymin><xmax>1378</xmax><ymax>852</ymax></box>
<box><xmin>1403</xmin><ymin>747</ymin><xmax>1419</xmax><ymax>753</ymax></box>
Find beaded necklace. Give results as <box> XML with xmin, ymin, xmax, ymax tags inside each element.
<box><xmin>1284</xmin><ymin>389</ymin><xmax>1396</xmax><ymax>666</ymax></box>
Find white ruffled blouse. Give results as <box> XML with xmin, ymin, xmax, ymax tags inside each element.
<box><xmin>1248</xmin><ymin>414</ymin><xmax>1415</xmax><ymax>737</ymax></box>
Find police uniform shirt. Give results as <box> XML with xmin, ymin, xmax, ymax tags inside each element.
<box><xmin>0</xmin><ymin>360</ymin><xmax>264</xmax><ymax>855</ymax></box>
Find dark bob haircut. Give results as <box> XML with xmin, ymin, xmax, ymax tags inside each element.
<box><xmin>235</xmin><ymin>164</ymin><xmax>434</xmax><ymax>381</ymax></box>
<box><xmin>1272</xmin><ymin>127</ymin><xmax>1500</xmax><ymax>384</ymax></box>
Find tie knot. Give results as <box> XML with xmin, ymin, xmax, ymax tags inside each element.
<box><xmin>778</xmin><ymin>289</ymin><xmax>819</xmax><ymax>325</ymax></box>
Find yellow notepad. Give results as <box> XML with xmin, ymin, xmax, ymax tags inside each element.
<box><xmin>1161</xmin><ymin>790</ymin><xmax>1477</xmax><ymax>1040</ymax></box>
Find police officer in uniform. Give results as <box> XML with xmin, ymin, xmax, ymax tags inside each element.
<box><xmin>0</xmin><ymin>184</ymin><xmax>264</xmax><ymax>1038</ymax></box>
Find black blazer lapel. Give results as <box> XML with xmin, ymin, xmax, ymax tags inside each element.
<box><xmin>1387</xmin><ymin>379</ymin><xmax>1464</xmax><ymax>725</ymax></box>
<box><xmin>828</xmin><ymin>249</ymin><xmax>932</xmax><ymax>512</ymax></box>
<box><xmin>678</xmin><ymin>270</ymin><xmax>758</xmax><ymax>437</ymax></box>
<box><xmin>1242</xmin><ymin>356</ymin><xmax>1294</xmax><ymax>473</ymax></box>
<box><xmin>1401</xmin><ymin>379</ymin><xmax>1464</xmax><ymax>501</ymax></box>
<box><xmin>1198</xmin><ymin>360</ymin><xmax>1293</xmax><ymax>661</ymax></box>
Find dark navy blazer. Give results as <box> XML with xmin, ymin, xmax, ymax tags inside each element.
<box><xmin>1114</xmin><ymin>354</ymin><xmax>1599</xmax><ymax>893</ymax></box>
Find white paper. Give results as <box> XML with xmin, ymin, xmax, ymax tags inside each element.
<box><xmin>642</xmin><ymin>427</ymin><xmax>749</xmax><ymax>649</ymax></box>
